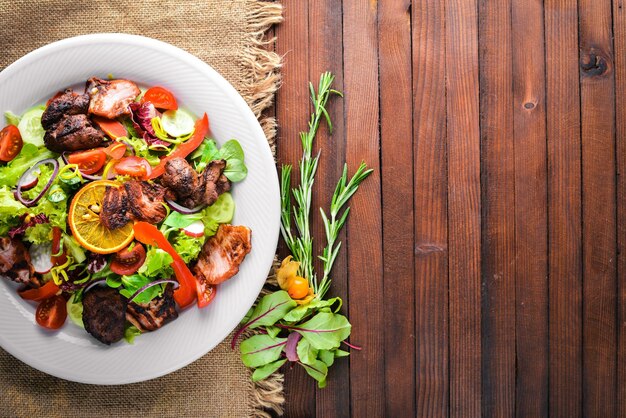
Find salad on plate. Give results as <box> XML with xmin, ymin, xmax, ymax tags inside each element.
<box><xmin>0</xmin><ymin>77</ymin><xmax>252</xmax><ymax>345</ymax></box>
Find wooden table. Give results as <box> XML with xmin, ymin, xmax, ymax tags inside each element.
<box><xmin>272</xmin><ymin>0</ymin><xmax>624</xmax><ymax>416</ymax></box>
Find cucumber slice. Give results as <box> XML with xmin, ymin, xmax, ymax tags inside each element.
<box><xmin>160</xmin><ymin>109</ymin><xmax>195</xmax><ymax>138</ymax></box>
<box><xmin>18</xmin><ymin>106</ymin><xmax>46</xmax><ymax>147</ymax></box>
<box><xmin>203</xmin><ymin>192</ymin><xmax>235</xmax><ymax>224</ymax></box>
<box><xmin>67</xmin><ymin>299</ymin><xmax>84</xmax><ymax>328</ymax></box>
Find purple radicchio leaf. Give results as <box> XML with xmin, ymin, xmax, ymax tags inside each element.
<box><xmin>58</xmin><ymin>267</ymin><xmax>89</xmax><ymax>292</ymax></box>
<box><xmin>285</xmin><ymin>331</ymin><xmax>301</xmax><ymax>362</ymax></box>
<box><xmin>86</xmin><ymin>252</ymin><xmax>107</xmax><ymax>274</ymax></box>
<box><xmin>8</xmin><ymin>214</ymin><xmax>49</xmax><ymax>238</ymax></box>
<box><xmin>128</xmin><ymin>102</ymin><xmax>170</xmax><ymax>147</ymax></box>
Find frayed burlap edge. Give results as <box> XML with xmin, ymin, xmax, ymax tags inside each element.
<box><xmin>239</xmin><ymin>2</ymin><xmax>284</xmax><ymax>417</ymax></box>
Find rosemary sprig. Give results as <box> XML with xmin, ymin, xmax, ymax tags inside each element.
<box><xmin>280</xmin><ymin>71</ymin><xmax>371</xmax><ymax>298</ymax></box>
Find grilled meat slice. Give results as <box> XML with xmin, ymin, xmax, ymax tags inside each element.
<box><xmin>43</xmin><ymin>114</ymin><xmax>105</xmax><ymax>152</ymax></box>
<box><xmin>0</xmin><ymin>237</ymin><xmax>37</xmax><ymax>287</ymax></box>
<box><xmin>193</xmin><ymin>225</ymin><xmax>252</xmax><ymax>285</ymax></box>
<box><xmin>82</xmin><ymin>286</ymin><xmax>127</xmax><ymax>345</ymax></box>
<box><xmin>87</xmin><ymin>77</ymin><xmax>140</xmax><ymax>119</ymax></box>
<box><xmin>41</xmin><ymin>89</ymin><xmax>90</xmax><ymax>129</ymax></box>
<box><xmin>160</xmin><ymin>157</ymin><xmax>202</xmax><ymax>208</ymax></box>
<box><xmin>101</xmin><ymin>185</ymin><xmax>131</xmax><ymax>230</ymax></box>
<box><xmin>160</xmin><ymin>158</ymin><xmax>231</xmax><ymax>208</ymax></box>
<box><xmin>126</xmin><ymin>284</ymin><xmax>178</xmax><ymax>332</ymax></box>
<box><xmin>124</xmin><ymin>181</ymin><xmax>170</xmax><ymax>224</ymax></box>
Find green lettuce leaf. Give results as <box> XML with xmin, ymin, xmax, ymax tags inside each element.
<box><xmin>138</xmin><ymin>248</ymin><xmax>174</xmax><ymax>278</ymax></box>
<box><xmin>0</xmin><ymin>144</ymin><xmax>55</xmax><ymax>187</ymax></box>
<box><xmin>124</xmin><ymin>325</ymin><xmax>142</xmax><ymax>344</ymax></box>
<box><xmin>173</xmin><ymin>232</ymin><xmax>205</xmax><ymax>263</ymax></box>
<box><xmin>4</xmin><ymin>111</ymin><xmax>21</xmax><ymax>126</ymax></box>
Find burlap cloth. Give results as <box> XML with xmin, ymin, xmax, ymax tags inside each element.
<box><xmin>0</xmin><ymin>1</ymin><xmax>283</xmax><ymax>417</ymax></box>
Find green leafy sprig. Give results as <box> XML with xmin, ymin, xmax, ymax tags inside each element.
<box><xmin>235</xmin><ymin>72</ymin><xmax>371</xmax><ymax>388</ymax></box>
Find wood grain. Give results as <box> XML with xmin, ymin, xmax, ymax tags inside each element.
<box><xmin>445</xmin><ymin>0</ymin><xmax>482</xmax><ymax>416</ymax></box>
<box><xmin>544</xmin><ymin>1</ymin><xmax>583</xmax><ymax>416</ymax></box>
<box><xmin>274</xmin><ymin>2</ymin><xmax>317</xmax><ymax>417</ymax></box>
<box><xmin>511</xmin><ymin>0</ymin><xmax>549</xmax><ymax>416</ymax></box>
<box><xmin>412</xmin><ymin>0</ymin><xmax>449</xmax><ymax>416</ymax></box>
<box><xmin>342</xmin><ymin>0</ymin><xmax>384</xmax><ymax>417</ymax></box>
<box><xmin>378</xmin><ymin>0</ymin><xmax>415</xmax><ymax>416</ymax></box>
<box><xmin>613</xmin><ymin>1</ymin><xmax>626</xmax><ymax>415</ymax></box>
<box><xmin>477</xmin><ymin>0</ymin><xmax>516</xmax><ymax>415</ymax></box>
<box><xmin>578</xmin><ymin>0</ymin><xmax>617</xmax><ymax>416</ymax></box>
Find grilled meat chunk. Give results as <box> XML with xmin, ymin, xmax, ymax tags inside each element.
<box><xmin>124</xmin><ymin>181</ymin><xmax>170</xmax><ymax>224</ymax></box>
<box><xmin>101</xmin><ymin>185</ymin><xmax>131</xmax><ymax>230</ymax></box>
<box><xmin>101</xmin><ymin>181</ymin><xmax>171</xmax><ymax>229</ymax></box>
<box><xmin>41</xmin><ymin>89</ymin><xmax>90</xmax><ymax>129</ymax></box>
<box><xmin>126</xmin><ymin>284</ymin><xmax>178</xmax><ymax>332</ymax></box>
<box><xmin>82</xmin><ymin>286</ymin><xmax>127</xmax><ymax>345</ymax></box>
<box><xmin>193</xmin><ymin>225</ymin><xmax>252</xmax><ymax>285</ymax></box>
<box><xmin>161</xmin><ymin>158</ymin><xmax>231</xmax><ymax>208</ymax></box>
<box><xmin>43</xmin><ymin>114</ymin><xmax>105</xmax><ymax>152</ymax></box>
<box><xmin>87</xmin><ymin>77</ymin><xmax>140</xmax><ymax>119</ymax></box>
<box><xmin>0</xmin><ymin>237</ymin><xmax>37</xmax><ymax>287</ymax></box>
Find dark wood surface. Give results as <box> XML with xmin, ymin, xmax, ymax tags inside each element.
<box><xmin>273</xmin><ymin>0</ymin><xmax>624</xmax><ymax>416</ymax></box>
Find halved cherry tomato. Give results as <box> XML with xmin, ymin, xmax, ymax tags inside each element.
<box><xmin>288</xmin><ymin>276</ymin><xmax>310</xmax><ymax>299</ymax></box>
<box><xmin>148</xmin><ymin>113</ymin><xmax>209</xmax><ymax>179</ymax></box>
<box><xmin>0</xmin><ymin>125</ymin><xmax>23</xmax><ymax>162</ymax></box>
<box><xmin>92</xmin><ymin>116</ymin><xmax>127</xmax><ymax>139</ymax></box>
<box><xmin>46</xmin><ymin>91</ymin><xmax>63</xmax><ymax>107</ymax></box>
<box><xmin>196</xmin><ymin>279</ymin><xmax>217</xmax><ymax>308</ymax></box>
<box><xmin>67</xmin><ymin>148</ymin><xmax>107</xmax><ymax>175</ymax></box>
<box><xmin>19</xmin><ymin>280</ymin><xmax>60</xmax><ymax>301</ymax></box>
<box><xmin>50</xmin><ymin>226</ymin><xmax>67</xmax><ymax>266</ymax></box>
<box><xmin>35</xmin><ymin>295</ymin><xmax>67</xmax><ymax>330</ymax></box>
<box><xmin>133</xmin><ymin>222</ymin><xmax>197</xmax><ymax>308</ymax></box>
<box><xmin>115</xmin><ymin>156</ymin><xmax>152</xmax><ymax>180</ymax></box>
<box><xmin>110</xmin><ymin>243</ymin><xmax>146</xmax><ymax>276</ymax></box>
<box><xmin>142</xmin><ymin>86</ymin><xmax>178</xmax><ymax>110</ymax></box>
<box><xmin>104</xmin><ymin>141</ymin><xmax>127</xmax><ymax>160</ymax></box>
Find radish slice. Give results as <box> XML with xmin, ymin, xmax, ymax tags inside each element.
<box><xmin>20</xmin><ymin>169</ymin><xmax>39</xmax><ymax>190</ymax></box>
<box><xmin>29</xmin><ymin>243</ymin><xmax>53</xmax><ymax>274</ymax></box>
<box><xmin>182</xmin><ymin>220</ymin><xmax>205</xmax><ymax>238</ymax></box>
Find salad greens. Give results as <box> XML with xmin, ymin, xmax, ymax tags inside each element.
<box><xmin>235</xmin><ymin>72</ymin><xmax>371</xmax><ymax>388</ymax></box>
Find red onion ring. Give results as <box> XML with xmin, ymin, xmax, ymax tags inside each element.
<box><xmin>62</xmin><ymin>151</ymin><xmax>116</xmax><ymax>181</ymax></box>
<box><xmin>16</xmin><ymin>158</ymin><xmax>59</xmax><ymax>207</ymax></box>
<box><xmin>84</xmin><ymin>279</ymin><xmax>107</xmax><ymax>294</ymax></box>
<box><xmin>129</xmin><ymin>279</ymin><xmax>179</xmax><ymax>303</ymax></box>
<box><xmin>165</xmin><ymin>198</ymin><xmax>206</xmax><ymax>214</ymax></box>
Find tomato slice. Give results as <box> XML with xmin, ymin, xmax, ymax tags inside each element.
<box><xmin>0</xmin><ymin>125</ymin><xmax>23</xmax><ymax>162</ymax></box>
<box><xmin>92</xmin><ymin>116</ymin><xmax>127</xmax><ymax>139</ymax></box>
<box><xmin>67</xmin><ymin>148</ymin><xmax>107</xmax><ymax>175</ymax></box>
<box><xmin>104</xmin><ymin>141</ymin><xmax>127</xmax><ymax>160</ymax></box>
<box><xmin>19</xmin><ymin>280</ymin><xmax>60</xmax><ymax>301</ymax></box>
<box><xmin>196</xmin><ymin>279</ymin><xmax>217</xmax><ymax>308</ymax></box>
<box><xmin>35</xmin><ymin>295</ymin><xmax>67</xmax><ymax>330</ymax></box>
<box><xmin>132</xmin><ymin>222</ymin><xmax>197</xmax><ymax>308</ymax></box>
<box><xmin>115</xmin><ymin>156</ymin><xmax>152</xmax><ymax>180</ymax></box>
<box><xmin>110</xmin><ymin>243</ymin><xmax>146</xmax><ymax>275</ymax></box>
<box><xmin>50</xmin><ymin>226</ymin><xmax>68</xmax><ymax>266</ymax></box>
<box><xmin>142</xmin><ymin>86</ymin><xmax>178</xmax><ymax>110</ymax></box>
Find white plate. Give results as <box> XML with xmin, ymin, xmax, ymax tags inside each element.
<box><xmin>0</xmin><ymin>34</ymin><xmax>280</xmax><ymax>384</ymax></box>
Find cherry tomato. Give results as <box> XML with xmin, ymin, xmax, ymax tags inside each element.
<box><xmin>115</xmin><ymin>156</ymin><xmax>152</xmax><ymax>180</ymax></box>
<box><xmin>288</xmin><ymin>276</ymin><xmax>310</xmax><ymax>299</ymax></box>
<box><xmin>0</xmin><ymin>125</ymin><xmax>23</xmax><ymax>162</ymax></box>
<box><xmin>92</xmin><ymin>116</ymin><xmax>127</xmax><ymax>139</ymax></box>
<box><xmin>142</xmin><ymin>86</ymin><xmax>178</xmax><ymax>110</ymax></box>
<box><xmin>103</xmin><ymin>141</ymin><xmax>127</xmax><ymax>160</ymax></box>
<box><xmin>19</xmin><ymin>280</ymin><xmax>60</xmax><ymax>302</ymax></box>
<box><xmin>50</xmin><ymin>226</ymin><xmax>68</xmax><ymax>266</ymax></box>
<box><xmin>196</xmin><ymin>279</ymin><xmax>217</xmax><ymax>308</ymax></box>
<box><xmin>67</xmin><ymin>148</ymin><xmax>107</xmax><ymax>175</ymax></box>
<box><xmin>35</xmin><ymin>295</ymin><xmax>67</xmax><ymax>330</ymax></box>
<box><xmin>110</xmin><ymin>243</ymin><xmax>146</xmax><ymax>276</ymax></box>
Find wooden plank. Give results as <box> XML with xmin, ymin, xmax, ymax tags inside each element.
<box><xmin>412</xmin><ymin>0</ymin><xmax>449</xmax><ymax>416</ymax></box>
<box><xmin>613</xmin><ymin>1</ymin><xmax>626</xmax><ymax>415</ymax></box>
<box><xmin>445</xmin><ymin>0</ymin><xmax>482</xmax><ymax>416</ymax></box>
<box><xmin>511</xmin><ymin>0</ymin><xmax>549</xmax><ymax>416</ymax></box>
<box><xmin>477</xmin><ymin>0</ymin><xmax>515</xmax><ymax>415</ymax></box>
<box><xmin>378</xmin><ymin>0</ymin><xmax>415</xmax><ymax>416</ymax></box>
<box><xmin>343</xmin><ymin>0</ymin><xmax>384</xmax><ymax>416</ymax></box>
<box><xmin>578</xmin><ymin>0</ymin><xmax>617</xmax><ymax>416</ymax></box>
<box><xmin>306</xmin><ymin>1</ymin><xmax>351</xmax><ymax>417</ymax></box>
<box><xmin>274</xmin><ymin>2</ymin><xmax>318</xmax><ymax>417</ymax></box>
<box><xmin>544</xmin><ymin>1</ymin><xmax>583</xmax><ymax>416</ymax></box>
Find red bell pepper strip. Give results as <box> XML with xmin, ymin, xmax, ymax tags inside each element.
<box><xmin>132</xmin><ymin>222</ymin><xmax>197</xmax><ymax>308</ymax></box>
<box><xmin>19</xmin><ymin>280</ymin><xmax>60</xmax><ymax>301</ymax></box>
<box><xmin>147</xmin><ymin>113</ymin><xmax>209</xmax><ymax>179</ymax></box>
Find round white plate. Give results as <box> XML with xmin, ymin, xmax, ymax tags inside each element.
<box><xmin>0</xmin><ymin>34</ymin><xmax>280</xmax><ymax>384</ymax></box>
